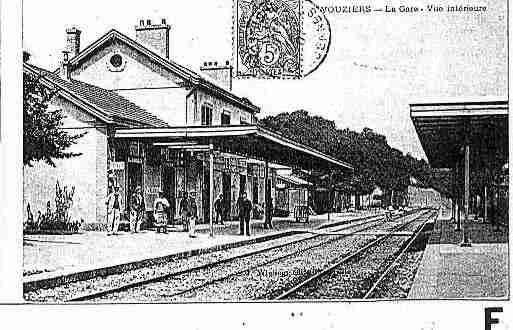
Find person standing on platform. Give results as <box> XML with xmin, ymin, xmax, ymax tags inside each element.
<box><xmin>237</xmin><ymin>192</ymin><xmax>244</xmax><ymax>235</ymax></box>
<box><xmin>106</xmin><ymin>185</ymin><xmax>123</xmax><ymax>235</ymax></box>
<box><xmin>214</xmin><ymin>193</ymin><xmax>224</xmax><ymax>224</ymax></box>
<box><xmin>153</xmin><ymin>191</ymin><xmax>170</xmax><ymax>233</ymax></box>
<box><xmin>264</xmin><ymin>197</ymin><xmax>274</xmax><ymax>229</ymax></box>
<box><xmin>130</xmin><ymin>186</ymin><xmax>145</xmax><ymax>233</ymax></box>
<box><xmin>188</xmin><ymin>192</ymin><xmax>198</xmax><ymax>238</ymax></box>
<box><xmin>238</xmin><ymin>192</ymin><xmax>252</xmax><ymax>236</ymax></box>
<box><xmin>179</xmin><ymin>192</ymin><xmax>190</xmax><ymax>232</ymax></box>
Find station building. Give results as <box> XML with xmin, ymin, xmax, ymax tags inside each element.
<box><xmin>23</xmin><ymin>19</ymin><xmax>353</xmax><ymax>229</ymax></box>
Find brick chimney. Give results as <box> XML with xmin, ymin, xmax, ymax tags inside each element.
<box><xmin>200</xmin><ymin>60</ymin><xmax>233</xmax><ymax>91</ymax></box>
<box><xmin>65</xmin><ymin>27</ymin><xmax>81</xmax><ymax>58</ymax></box>
<box><xmin>135</xmin><ymin>18</ymin><xmax>170</xmax><ymax>59</ymax></box>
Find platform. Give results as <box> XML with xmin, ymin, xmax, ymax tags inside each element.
<box><xmin>24</xmin><ymin>210</ymin><xmax>379</xmax><ymax>289</ymax></box>
<box><xmin>408</xmin><ymin>212</ymin><xmax>509</xmax><ymax>299</ymax></box>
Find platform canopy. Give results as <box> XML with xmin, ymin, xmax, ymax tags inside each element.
<box><xmin>410</xmin><ymin>101</ymin><xmax>508</xmax><ymax>169</ymax></box>
<box><xmin>115</xmin><ymin>125</ymin><xmax>353</xmax><ymax>173</ymax></box>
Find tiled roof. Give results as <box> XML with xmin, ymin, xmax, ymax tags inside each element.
<box><xmin>25</xmin><ymin>63</ymin><xmax>169</xmax><ymax>128</ymax></box>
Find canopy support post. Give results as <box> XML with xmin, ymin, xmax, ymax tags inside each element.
<box><xmin>455</xmin><ymin>159</ymin><xmax>462</xmax><ymax>231</ymax></box>
<box><xmin>461</xmin><ymin>120</ymin><xmax>472</xmax><ymax>247</ymax></box>
<box><xmin>209</xmin><ymin>143</ymin><xmax>214</xmax><ymax>238</ymax></box>
<box><xmin>263</xmin><ymin>160</ymin><xmax>270</xmax><ymax>229</ymax></box>
<box><xmin>484</xmin><ymin>185</ymin><xmax>488</xmax><ymax>223</ymax></box>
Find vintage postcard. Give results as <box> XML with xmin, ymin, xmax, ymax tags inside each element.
<box><xmin>17</xmin><ymin>0</ymin><xmax>508</xmax><ymax>310</ymax></box>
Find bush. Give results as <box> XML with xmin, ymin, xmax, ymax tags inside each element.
<box><xmin>24</xmin><ymin>180</ymin><xmax>82</xmax><ymax>234</ymax></box>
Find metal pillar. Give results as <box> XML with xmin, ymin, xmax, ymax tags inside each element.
<box><xmin>209</xmin><ymin>144</ymin><xmax>214</xmax><ymax>237</ymax></box>
<box><xmin>263</xmin><ymin>160</ymin><xmax>269</xmax><ymax>228</ymax></box>
<box><xmin>327</xmin><ymin>170</ymin><xmax>333</xmax><ymax>222</ymax></box>
<box><xmin>460</xmin><ymin>143</ymin><xmax>471</xmax><ymax>247</ymax></box>
<box><xmin>451</xmin><ymin>198</ymin><xmax>456</xmax><ymax>223</ymax></box>
<box><xmin>455</xmin><ymin>160</ymin><xmax>461</xmax><ymax>231</ymax></box>
<box><xmin>484</xmin><ymin>186</ymin><xmax>488</xmax><ymax>223</ymax></box>
<box><xmin>451</xmin><ymin>162</ymin><xmax>456</xmax><ymax>222</ymax></box>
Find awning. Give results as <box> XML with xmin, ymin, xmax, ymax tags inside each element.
<box><xmin>410</xmin><ymin>101</ymin><xmax>508</xmax><ymax>168</ymax></box>
<box><xmin>115</xmin><ymin>125</ymin><xmax>353</xmax><ymax>172</ymax></box>
<box><xmin>277</xmin><ymin>174</ymin><xmax>313</xmax><ymax>187</ymax></box>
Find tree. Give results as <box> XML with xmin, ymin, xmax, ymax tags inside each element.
<box><xmin>24</xmin><ymin>72</ymin><xmax>84</xmax><ymax>167</ymax></box>
<box><xmin>259</xmin><ymin>110</ymin><xmax>449</xmax><ymax>206</ymax></box>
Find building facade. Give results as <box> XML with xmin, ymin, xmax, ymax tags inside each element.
<box><xmin>24</xmin><ymin>20</ymin><xmax>353</xmax><ymax>229</ymax></box>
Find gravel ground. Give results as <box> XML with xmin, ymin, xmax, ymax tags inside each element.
<box><xmin>282</xmin><ymin>211</ymin><xmax>434</xmax><ymax>300</ymax></box>
<box><xmin>90</xmin><ymin>211</ymin><xmax>425</xmax><ymax>302</ymax></box>
<box><xmin>24</xmin><ymin>214</ymin><xmax>385</xmax><ymax>302</ymax></box>
<box><xmin>366</xmin><ymin>221</ymin><xmax>433</xmax><ymax>299</ymax></box>
<box><xmin>90</xmin><ymin>216</ymin><xmax>393</xmax><ymax>302</ymax></box>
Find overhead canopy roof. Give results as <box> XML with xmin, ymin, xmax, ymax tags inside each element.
<box><xmin>115</xmin><ymin>125</ymin><xmax>353</xmax><ymax>172</ymax></box>
<box><xmin>410</xmin><ymin>101</ymin><xmax>508</xmax><ymax>168</ymax></box>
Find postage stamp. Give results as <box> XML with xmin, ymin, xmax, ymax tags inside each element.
<box><xmin>234</xmin><ymin>0</ymin><xmax>330</xmax><ymax>79</ymax></box>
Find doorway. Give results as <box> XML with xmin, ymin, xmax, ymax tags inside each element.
<box><xmin>239</xmin><ymin>174</ymin><xmax>247</xmax><ymax>196</ymax></box>
<box><xmin>223</xmin><ymin>173</ymin><xmax>231</xmax><ymax>202</ymax></box>
<box><xmin>162</xmin><ymin>165</ymin><xmax>176</xmax><ymax>222</ymax></box>
<box><xmin>127</xmin><ymin>162</ymin><xmax>142</xmax><ymax>210</ymax></box>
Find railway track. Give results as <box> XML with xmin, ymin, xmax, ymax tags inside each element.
<box><xmin>81</xmin><ymin>209</ymin><xmax>428</xmax><ymax>302</ymax></box>
<box><xmin>275</xmin><ymin>209</ymin><xmax>436</xmax><ymax>300</ymax></box>
<box><xmin>69</xmin><ymin>212</ymin><xmax>395</xmax><ymax>302</ymax></box>
<box><xmin>25</xmin><ymin>212</ymin><xmax>389</xmax><ymax>302</ymax></box>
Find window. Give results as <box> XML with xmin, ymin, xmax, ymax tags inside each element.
<box><xmin>201</xmin><ymin>104</ymin><xmax>213</xmax><ymax>126</ymax></box>
<box><xmin>110</xmin><ymin>54</ymin><xmax>123</xmax><ymax>68</ymax></box>
<box><xmin>240</xmin><ymin>113</ymin><xmax>249</xmax><ymax>125</ymax></box>
<box><xmin>107</xmin><ymin>52</ymin><xmax>126</xmax><ymax>72</ymax></box>
<box><xmin>221</xmin><ymin>111</ymin><xmax>231</xmax><ymax>126</ymax></box>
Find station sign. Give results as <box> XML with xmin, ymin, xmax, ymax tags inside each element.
<box><xmin>111</xmin><ymin>161</ymin><xmax>125</xmax><ymax>170</ymax></box>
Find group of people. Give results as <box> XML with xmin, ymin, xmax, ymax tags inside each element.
<box><xmin>105</xmin><ymin>185</ymin><xmax>145</xmax><ymax>235</ymax></box>
<box><xmin>104</xmin><ymin>184</ymin><xmax>272</xmax><ymax>238</ymax></box>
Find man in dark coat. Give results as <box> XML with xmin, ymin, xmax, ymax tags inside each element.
<box><xmin>214</xmin><ymin>193</ymin><xmax>224</xmax><ymax>224</ymax></box>
<box><xmin>238</xmin><ymin>192</ymin><xmax>252</xmax><ymax>236</ymax></box>
<box><xmin>130</xmin><ymin>186</ymin><xmax>145</xmax><ymax>233</ymax></box>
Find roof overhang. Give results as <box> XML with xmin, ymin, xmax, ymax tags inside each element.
<box><xmin>410</xmin><ymin>101</ymin><xmax>508</xmax><ymax>168</ymax></box>
<box><xmin>115</xmin><ymin>125</ymin><xmax>353</xmax><ymax>172</ymax></box>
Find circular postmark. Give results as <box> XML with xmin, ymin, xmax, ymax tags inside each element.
<box><xmin>235</xmin><ymin>0</ymin><xmax>331</xmax><ymax>79</ymax></box>
<box><xmin>301</xmin><ymin>0</ymin><xmax>331</xmax><ymax>77</ymax></box>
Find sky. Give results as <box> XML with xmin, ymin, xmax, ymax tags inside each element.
<box><xmin>23</xmin><ymin>0</ymin><xmax>507</xmax><ymax>160</ymax></box>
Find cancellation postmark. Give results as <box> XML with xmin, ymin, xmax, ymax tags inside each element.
<box><xmin>234</xmin><ymin>0</ymin><xmax>330</xmax><ymax>79</ymax></box>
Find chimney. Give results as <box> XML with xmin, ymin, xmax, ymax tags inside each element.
<box><xmin>200</xmin><ymin>60</ymin><xmax>233</xmax><ymax>91</ymax></box>
<box><xmin>65</xmin><ymin>27</ymin><xmax>82</xmax><ymax>58</ymax></box>
<box><xmin>135</xmin><ymin>18</ymin><xmax>170</xmax><ymax>59</ymax></box>
<box><xmin>60</xmin><ymin>51</ymin><xmax>71</xmax><ymax>80</ymax></box>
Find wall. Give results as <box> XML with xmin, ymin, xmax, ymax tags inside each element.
<box><xmin>71</xmin><ymin>40</ymin><xmax>189</xmax><ymax>126</ymax></box>
<box><xmin>189</xmin><ymin>89</ymin><xmax>255</xmax><ymax>126</ymax></box>
<box><xmin>23</xmin><ymin>97</ymin><xmax>107</xmax><ymax>227</ymax></box>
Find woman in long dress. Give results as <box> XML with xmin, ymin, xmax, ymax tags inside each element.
<box><xmin>153</xmin><ymin>191</ymin><xmax>170</xmax><ymax>233</ymax></box>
